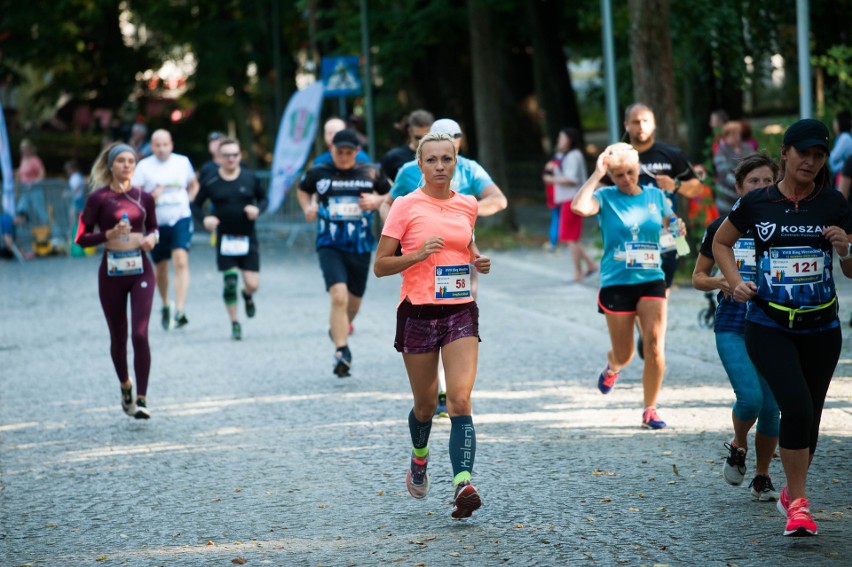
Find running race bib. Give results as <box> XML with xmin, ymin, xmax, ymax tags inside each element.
<box><xmin>733</xmin><ymin>238</ymin><xmax>756</xmax><ymax>277</ymax></box>
<box><xmin>328</xmin><ymin>196</ymin><xmax>362</xmax><ymax>221</ymax></box>
<box><xmin>435</xmin><ymin>264</ymin><xmax>471</xmax><ymax>299</ymax></box>
<box><xmin>769</xmin><ymin>246</ymin><xmax>824</xmax><ymax>286</ymax></box>
<box><xmin>625</xmin><ymin>242</ymin><xmax>661</xmax><ymax>270</ymax></box>
<box><xmin>157</xmin><ymin>187</ymin><xmax>185</xmax><ymax>206</ymax></box>
<box><xmin>220</xmin><ymin>234</ymin><xmax>250</xmax><ymax>256</ymax></box>
<box><xmin>107</xmin><ymin>250</ymin><xmax>144</xmax><ymax>276</ymax></box>
<box><xmin>658</xmin><ymin>229</ymin><xmax>676</xmax><ymax>252</ymax></box>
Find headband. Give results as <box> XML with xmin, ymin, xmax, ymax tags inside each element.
<box><xmin>108</xmin><ymin>144</ymin><xmax>136</xmax><ymax>168</ymax></box>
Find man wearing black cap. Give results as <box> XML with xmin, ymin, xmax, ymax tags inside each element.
<box><xmin>298</xmin><ymin>129</ymin><xmax>391</xmax><ymax>377</ymax></box>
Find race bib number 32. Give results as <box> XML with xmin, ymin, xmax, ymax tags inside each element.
<box><xmin>107</xmin><ymin>250</ymin><xmax>144</xmax><ymax>276</ymax></box>
<box><xmin>435</xmin><ymin>264</ymin><xmax>471</xmax><ymax>299</ymax></box>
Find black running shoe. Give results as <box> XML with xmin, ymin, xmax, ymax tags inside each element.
<box><xmin>242</xmin><ymin>290</ymin><xmax>256</xmax><ymax>318</ymax></box>
<box><xmin>161</xmin><ymin>303</ymin><xmax>173</xmax><ymax>330</ymax></box>
<box><xmin>174</xmin><ymin>311</ymin><xmax>189</xmax><ymax>328</ymax></box>
<box><xmin>121</xmin><ymin>383</ymin><xmax>135</xmax><ymax>416</ymax></box>
<box><xmin>333</xmin><ymin>349</ymin><xmax>352</xmax><ymax>377</ymax></box>
<box><xmin>133</xmin><ymin>398</ymin><xmax>150</xmax><ymax>419</ymax></box>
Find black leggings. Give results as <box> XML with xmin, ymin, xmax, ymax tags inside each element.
<box><xmin>744</xmin><ymin>321</ymin><xmax>841</xmax><ymax>453</ymax></box>
<box><xmin>98</xmin><ymin>254</ymin><xmax>155</xmax><ymax>395</ymax></box>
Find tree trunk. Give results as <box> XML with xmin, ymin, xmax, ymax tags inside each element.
<box><xmin>468</xmin><ymin>0</ymin><xmax>512</xmax><ymax>227</ymax></box>
<box><xmin>628</xmin><ymin>0</ymin><xmax>678</xmax><ymax>144</ymax></box>
<box><xmin>527</xmin><ymin>0</ymin><xmax>583</xmax><ymax>148</ymax></box>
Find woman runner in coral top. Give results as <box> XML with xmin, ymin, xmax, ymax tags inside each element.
<box><xmin>374</xmin><ymin>132</ymin><xmax>490</xmax><ymax>519</ymax></box>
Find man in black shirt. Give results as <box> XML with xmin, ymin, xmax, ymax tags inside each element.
<box><xmin>380</xmin><ymin>109</ymin><xmax>434</xmax><ymax>182</ymax></box>
<box><xmin>193</xmin><ymin>138</ymin><xmax>267</xmax><ymax>340</ymax></box>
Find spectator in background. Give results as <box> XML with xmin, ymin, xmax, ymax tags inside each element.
<box><xmin>380</xmin><ymin>110</ymin><xmax>434</xmax><ymax>182</ymax></box>
<box><xmin>543</xmin><ymin>127</ymin><xmax>597</xmax><ymax>279</ymax></box>
<box><xmin>65</xmin><ymin>158</ymin><xmax>86</xmax><ymax>237</ymax></box>
<box><xmin>14</xmin><ymin>139</ymin><xmax>48</xmax><ymax>226</ymax></box>
<box><xmin>1</xmin><ymin>212</ymin><xmax>28</xmax><ymax>260</ymax></box>
<box><xmin>541</xmin><ymin>149</ymin><xmax>563</xmax><ymax>253</ymax></box>
<box><xmin>838</xmin><ymin>153</ymin><xmax>852</xmax><ymax>201</ymax></box>
<box><xmin>713</xmin><ymin>121</ymin><xmax>754</xmax><ymax>215</ymax></box>
<box><xmin>709</xmin><ymin>109</ymin><xmax>729</xmax><ymax>157</ymax></box>
<box><xmin>313</xmin><ymin>117</ymin><xmax>371</xmax><ymax>166</ymax></box>
<box><xmin>829</xmin><ymin>109</ymin><xmax>852</xmax><ymax>184</ymax></box>
<box><xmin>197</xmin><ymin>131</ymin><xmax>225</xmax><ymax>185</ymax></box>
<box><xmin>128</xmin><ymin>123</ymin><xmax>151</xmax><ymax>159</ymax></box>
<box><xmin>741</xmin><ymin>119</ymin><xmax>759</xmax><ymax>152</ymax></box>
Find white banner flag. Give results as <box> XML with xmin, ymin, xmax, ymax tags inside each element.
<box><xmin>268</xmin><ymin>82</ymin><xmax>324</xmax><ymax>213</ymax></box>
<box><xmin>0</xmin><ymin>102</ymin><xmax>14</xmax><ymax>215</ymax></box>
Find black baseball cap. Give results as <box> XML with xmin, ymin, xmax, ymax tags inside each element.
<box><xmin>208</xmin><ymin>131</ymin><xmax>225</xmax><ymax>142</ymax></box>
<box><xmin>783</xmin><ymin>119</ymin><xmax>830</xmax><ymax>152</ymax></box>
<box><xmin>332</xmin><ymin>129</ymin><xmax>360</xmax><ymax>148</ymax></box>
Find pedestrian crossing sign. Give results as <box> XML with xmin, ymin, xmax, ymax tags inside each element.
<box><xmin>321</xmin><ymin>56</ymin><xmax>362</xmax><ymax>97</ymax></box>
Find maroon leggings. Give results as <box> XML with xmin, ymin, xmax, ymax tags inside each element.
<box><xmin>98</xmin><ymin>254</ymin><xmax>155</xmax><ymax>395</ymax></box>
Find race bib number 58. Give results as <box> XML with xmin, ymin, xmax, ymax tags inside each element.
<box><xmin>435</xmin><ymin>264</ymin><xmax>471</xmax><ymax>299</ymax></box>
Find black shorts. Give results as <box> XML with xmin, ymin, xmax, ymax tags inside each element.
<box><xmin>394</xmin><ymin>300</ymin><xmax>480</xmax><ymax>353</ymax></box>
<box><xmin>661</xmin><ymin>250</ymin><xmax>678</xmax><ymax>288</ymax></box>
<box><xmin>598</xmin><ymin>280</ymin><xmax>667</xmax><ymax>315</ymax></box>
<box><xmin>217</xmin><ymin>235</ymin><xmax>260</xmax><ymax>272</ymax></box>
<box><xmin>317</xmin><ymin>246</ymin><xmax>371</xmax><ymax>297</ymax></box>
<box><xmin>150</xmin><ymin>217</ymin><xmax>193</xmax><ymax>263</ymax></box>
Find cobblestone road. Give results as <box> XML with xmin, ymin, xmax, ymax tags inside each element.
<box><xmin>1</xmin><ymin>241</ymin><xmax>850</xmax><ymax>566</ymax></box>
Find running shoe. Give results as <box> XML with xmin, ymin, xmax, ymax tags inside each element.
<box><xmin>435</xmin><ymin>392</ymin><xmax>448</xmax><ymax>418</ymax></box>
<box><xmin>161</xmin><ymin>303</ymin><xmax>174</xmax><ymax>330</ymax></box>
<box><xmin>120</xmin><ymin>382</ymin><xmax>135</xmax><ymax>416</ymax></box>
<box><xmin>451</xmin><ymin>482</ymin><xmax>482</xmax><ymax>519</ymax></box>
<box><xmin>333</xmin><ymin>349</ymin><xmax>351</xmax><ymax>378</ymax></box>
<box><xmin>641</xmin><ymin>407</ymin><xmax>667</xmax><ymax>429</ymax></box>
<box><xmin>784</xmin><ymin>498</ymin><xmax>818</xmax><ymax>537</ymax></box>
<box><xmin>597</xmin><ymin>364</ymin><xmax>619</xmax><ymax>394</ymax></box>
<box><xmin>748</xmin><ymin>474</ymin><xmax>780</xmax><ymax>501</ymax></box>
<box><xmin>231</xmin><ymin>321</ymin><xmax>242</xmax><ymax>341</ymax></box>
<box><xmin>242</xmin><ymin>290</ymin><xmax>256</xmax><ymax>318</ymax></box>
<box><xmin>133</xmin><ymin>398</ymin><xmax>150</xmax><ymax>419</ymax></box>
<box><xmin>406</xmin><ymin>452</ymin><xmax>430</xmax><ymax>499</ymax></box>
<box><xmin>723</xmin><ymin>442</ymin><xmax>747</xmax><ymax>486</ymax></box>
<box><xmin>777</xmin><ymin>486</ymin><xmax>791</xmax><ymax>516</ymax></box>
<box><xmin>174</xmin><ymin>311</ymin><xmax>189</xmax><ymax>328</ymax></box>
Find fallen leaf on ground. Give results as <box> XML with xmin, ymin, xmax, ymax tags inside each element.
<box><xmin>95</xmin><ymin>556</ymin><xmax>108</xmax><ymax>562</ymax></box>
<box><xmin>672</xmin><ymin>465</ymin><xmax>679</xmax><ymax>476</ymax></box>
<box><xmin>207</xmin><ymin>541</ymin><xmax>215</xmax><ymax>546</ymax></box>
<box><xmin>231</xmin><ymin>559</ymin><xmax>247</xmax><ymax>565</ymax></box>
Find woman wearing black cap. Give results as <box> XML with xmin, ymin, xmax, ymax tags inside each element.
<box><xmin>712</xmin><ymin>119</ymin><xmax>852</xmax><ymax>537</ymax></box>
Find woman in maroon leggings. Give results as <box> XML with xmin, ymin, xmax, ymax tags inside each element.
<box><xmin>75</xmin><ymin>143</ymin><xmax>159</xmax><ymax>418</ymax></box>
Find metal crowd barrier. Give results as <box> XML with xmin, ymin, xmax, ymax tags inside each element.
<box><xmin>9</xmin><ymin>172</ymin><xmax>313</xmax><ymax>256</ymax></box>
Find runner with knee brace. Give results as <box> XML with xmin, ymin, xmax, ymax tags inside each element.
<box><xmin>193</xmin><ymin>138</ymin><xmax>266</xmax><ymax>340</ymax></box>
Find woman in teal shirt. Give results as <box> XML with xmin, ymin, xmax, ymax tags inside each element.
<box><xmin>572</xmin><ymin>143</ymin><xmax>677</xmax><ymax>429</ymax></box>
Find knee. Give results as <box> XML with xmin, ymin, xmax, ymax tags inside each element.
<box><xmin>223</xmin><ymin>270</ymin><xmax>238</xmax><ymax>305</ymax></box>
<box><xmin>734</xmin><ymin>394</ymin><xmax>762</xmax><ymax>421</ymax></box>
<box><xmin>446</xmin><ymin>394</ymin><xmax>472</xmax><ymax>416</ymax></box>
<box><xmin>413</xmin><ymin>401</ymin><xmax>436</xmax><ymax>422</ymax></box>
<box><xmin>329</xmin><ymin>287</ymin><xmax>348</xmax><ymax>309</ymax></box>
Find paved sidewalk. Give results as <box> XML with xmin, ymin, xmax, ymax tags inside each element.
<box><xmin>1</xmin><ymin>243</ymin><xmax>850</xmax><ymax>566</ymax></box>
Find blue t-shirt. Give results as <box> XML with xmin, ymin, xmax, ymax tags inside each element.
<box><xmin>312</xmin><ymin>150</ymin><xmax>371</xmax><ymax>166</ymax></box>
<box><xmin>698</xmin><ymin>215</ymin><xmax>753</xmax><ymax>334</ymax></box>
<box><xmin>593</xmin><ymin>186</ymin><xmax>673</xmax><ymax>287</ymax></box>
<box><xmin>298</xmin><ymin>162</ymin><xmax>391</xmax><ymax>254</ymax></box>
<box><xmin>390</xmin><ymin>155</ymin><xmax>494</xmax><ymax>199</ymax></box>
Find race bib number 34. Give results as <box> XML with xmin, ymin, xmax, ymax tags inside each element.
<box><xmin>435</xmin><ymin>264</ymin><xmax>471</xmax><ymax>299</ymax></box>
<box><xmin>107</xmin><ymin>250</ymin><xmax>144</xmax><ymax>276</ymax></box>
<box><xmin>625</xmin><ymin>242</ymin><xmax>661</xmax><ymax>270</ymax></box>
<box><xmin>769</xmin><ymin>246</ymin><xmax>824</xmax><ymax>286</ymax></box>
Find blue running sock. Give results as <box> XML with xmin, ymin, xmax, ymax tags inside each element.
<box><xmin>408</xmin><ymin>409</ymin><xmax>432</xmax><ymax>452</ymax></box>
<box><xmin>449</xmin><ymin>415</ymin><xmax>476</xmax><ymax>482</ymax></box>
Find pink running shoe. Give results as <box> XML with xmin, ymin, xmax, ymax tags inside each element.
<box><xmin>776</xmin><ymin>486</ymin><xmax>790</xmax><ymax>516</ymax></box>
<box><xmin>405</xmin><ymin>452</ymin><xmax>430</xmax><ymax>499</ymax></box>
<box><xmin>641</xmin><ymin>407</ymin><xmax>667</xmax><ymax>429</ymax></box>
<box><xmin>598</xmin><ymin>364</ymin><xmax>620</xmax><ymax>394</ymax></box>
<box><xmin>784</xmin><ymin>497</ymin><xmax>818</xmax><ymax>537</ymax></box>
<box><xmin>451</xmin><ymin>482</ymin><xmax>482</xmax><ymax>519</ymax></box>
